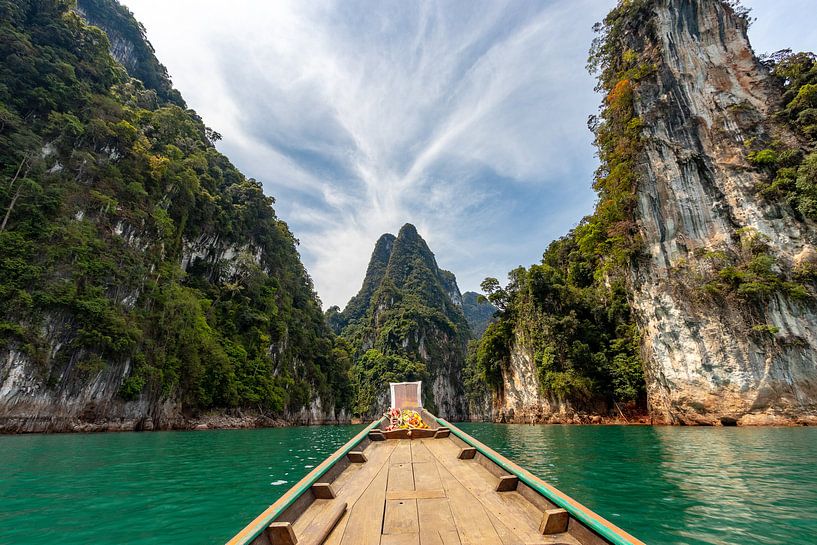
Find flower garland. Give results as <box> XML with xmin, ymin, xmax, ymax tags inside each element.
<box><xmin>383</xmin><ymin>408</ymin><xmax>430</xmax><ymax>431</ymax></box>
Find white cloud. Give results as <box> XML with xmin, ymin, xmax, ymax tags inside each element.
<box><xmin>121</xmin><ymin>0</ymin><xmax>816</xmax><ymax>308</ymax></box>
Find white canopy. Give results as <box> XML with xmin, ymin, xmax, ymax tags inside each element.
<box><xmin>390</xmin><ymin>381</ymin><xmax>422</xmax><ymax>409</ymax></box>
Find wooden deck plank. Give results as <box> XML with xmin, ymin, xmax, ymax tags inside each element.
<box><xmin>383</xmin><ymin>498</ymin><xmax>419</xmax><ymax>534</ymax></box>
<box><xmin>386</xmin><ymin>489</ymin><xmax>445</xmax><ymax>500</ymax></box>
<box><xmin>391</xmin><ymin>440</ymin><xmax>413</xmax><ymax>464</ymax></box>
<box><xmin>388</xmin><ymin>462</ymin><xmax>415</xmax><ymax>491</ymax></box>
<box><xmin>380</xmin><ymin>535</ymin><xmax>420</xmax><ymax>545</ymax></box>
<box><xmin>417</xmin><ymin>498</ymin><xmax>461</xmax><ymax>545</ymax></box>
<box><xmin>423</xmin><ymin>438</ymin><xmax>581</xmax><ymax>545</ymax></box>
<box><xmin>305</xmin><ymin>441</ymin><xmax>397</xmax><ymax>545</ymax></box>
<box><xmin>433</xmin><ymin>460</ymin><xmax>504</xmax><ymax>545</ymax></box>
<box><xmin>337</xmin><ymin>461</ymin><xmax>391</xmax><ymax>545</ymax></box>
<box><xmin>412</xmin><ymin>462</ymin><xmax>442</xmax><ymax>492</ymax></box>
<box><xmin>293</xmin><ymin>441</ymin><xmax>394</xmax><ymax>536</ymax></box>
<box><xmin>410</xmin><ymin>440</ymin><xmax>435</xmax><ymax>463</ymax></box>
<box><xmin>485</xmin><ymin>511</ymin><xmax>524</xmax><ymax>545</ymax></box>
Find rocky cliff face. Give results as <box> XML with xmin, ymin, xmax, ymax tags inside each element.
<box><xmin>74</xmin><ymin>0</ymin><xmax>185</xmax><ymax>106</ymax></box>
<box><xmin>625</xmin><ymin>0</ymin><xmax>817</xmax><ymax>424</ymax></box>
<box><xmin>0</xmin><ymin>0</ymin><xmax>349</xmax><ymax>432</ymax></box>
<box><xmin>336</xmin><ymin>224</ymin><xmax>470</xmax><ymax>419</ymax></box>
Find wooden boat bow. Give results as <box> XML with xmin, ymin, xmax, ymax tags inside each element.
<box><xmin>226</xmin><ymin>402</ymin><xmax>645</xmax><ymax>545</ymax></box>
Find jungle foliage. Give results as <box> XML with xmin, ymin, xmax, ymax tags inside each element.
<box><xmin>469</xmin><ymin>0</ymin><xmax>652</xmax><ymax>409</ymax></box>
<box><xmin>0</xmin><ymin>0</ymin><xmax>349</xmax><ymax>414</ymax></box>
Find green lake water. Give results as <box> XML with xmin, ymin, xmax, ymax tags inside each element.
<box><xmin>1</xmin><ymin>424</ymin><xmax>815</xmax><ymax>545</ymax></box>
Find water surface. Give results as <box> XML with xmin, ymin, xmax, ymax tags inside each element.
<box><xmin>458</xmin><ymin>423</ymin><xmax>817</xmax><ymax>545</ymax></box>
<box><xmin>1</xmin><ymin>424</ymin><xmax>815</xmax><ymax>544</ymax></box>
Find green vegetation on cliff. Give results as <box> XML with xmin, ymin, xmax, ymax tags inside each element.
<box><xmin>331</xmin><ymin>224</ymin><xmax>470</xmax><ymax>418</ymax></box>
<box><xmin>461</xmin><ymin>291</ymin><xmax>496</xmax><ymax>338</ymax></box>
<box><xmin>0</xmin><ymin>0</ymin><xmax>349</xmax><ymax>415</ymax></box>
<box><xmin>468</xmin><ymin>1</ymin><xmax>652</xmax><ymax>411</ymax></box>
<box><xmin>752</xmin><ymin>50</ymin><xmax>817</xmax><ymax>224</ymax></box>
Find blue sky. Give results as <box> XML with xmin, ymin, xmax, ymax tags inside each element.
<box><xmin>122</xmin><ymin>0</ymin><xmax>817</xmax><ymax>309</ymax></box>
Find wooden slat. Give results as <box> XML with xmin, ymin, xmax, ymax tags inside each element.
<box><xmin>293</xmin><ymin>441</ymin><xmax>392</xmax><ymax>534</ymax></box>
<box><xmin>485</xmin><ymin>511</ymin><xmax>524</xmax><ymax>545</ymax></box>
<box><xmin>388</xmin><ymin>463</ymin><xmax>415</xmax><ymax>492</ymax></box>
<box><xmin>417</xmin><ymin>498</ymin><xmax>461</xmax><ymax>545</ymax></box>
<box><xmin>298</xmin><ymin>501</ymin><xmax>347</xmax><ymax>545</ymax></box>
<box><xmin>412</xmin><ymin>462</ymin><xmax>442</xmax><ymax>491</ymax></box>
<box><xmin>410</xmin><ymin>440</ymin><xmax>435</xmax><ymax>463</ymax></box>
<box><xmin>383</xmin><ymin>499</ymin><xmax>419</xmax><ymax>534</ymax></box>
<box><xmin>424</xmin><ymin>439</ymin><xmax>565</xmax><ymax>545</ymax></box>
<box><xmin>386</xmin><ymin>489</ymin><xmax>445</xmax><ymax>500</ymax></box>
<box><xmin>391</xmin><ymin>440</ymin><xmax>413</xmax><ymax>464</ymax></box>
<box><xmin>307</xmin><ymin>441</ymin><xmax>398</xmax><ymax>545</ymax></box>
<box><xmin>433</xmin><ymin>460</ymin><xmax>503</xmax><ymax>545</ymax></box>
<box><xmin>338</xmin><ymin>462</ymin><xmax>391</xmax><ymax>545</ymax></box>
<box><xmin>381</xmin><ymin>535</ymin><xmax>420</xmax><ymax>545</ymax></box>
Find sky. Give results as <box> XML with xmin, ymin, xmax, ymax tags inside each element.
<box><xmin>121</xmin><ymin>0</ymin><xmax>817</xmax><ymax>309</ymax></box>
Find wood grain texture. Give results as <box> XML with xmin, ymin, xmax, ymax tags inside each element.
<box><xmin>383</xmin><ymin>499</ymin><xmax>419</xmax><ymax>535</ymax></box>
<box><xmin>386</xmin><ymin>489</ymin><xmax>445</xmax><ymax>500</ymax></box>
<box><xmin>540</xmin><ymin>509</ymin><xmax>569</xmax><ymax>535</ymax></box>
<box><xmin>338</xmin><ymin>462</ymin><xmax>390</xmax><ymax>545</ymax></box>
<box><xmin>496</xmin><ymin>475</ymin><xmax>519</xmax><ymax>492</ymax></box>
<box><xmin>417</xmin><ymin>498</ymin><xmax>461</xmax><ymax>545</ymax></box>
<box><xmin>266</xmin><ymin>522</ymin><xmax>297</xmax><ymax>545</ymax></box>
<box><xmin>298</xmin><ymin>502</ymin><xmax>346</xmax><ymax>545</ymax></box>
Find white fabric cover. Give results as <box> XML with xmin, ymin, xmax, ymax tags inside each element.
<box><xmin>390</xmin><ymin>381</ymin><xmax>422</xmax><ymax>409</ymax></box>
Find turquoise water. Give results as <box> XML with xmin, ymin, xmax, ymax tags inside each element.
<box><xmin>457</xmin><ymin>424</ymin><xmax>817</xmax><ymax>545</ymax></box>
<box><xmin>0</xmin><ymin>425</ymin><xmax>815</xmax><ymax>545</ymax></box>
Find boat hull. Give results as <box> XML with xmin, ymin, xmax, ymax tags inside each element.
<box><xmin>227</xmin><ymin>414</ymin><xmax>644</xmax><ymax>545</ymax></box>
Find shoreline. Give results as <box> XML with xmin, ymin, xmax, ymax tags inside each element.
<box><xmin>1</xmin><ymin>411</ymin><xmax>814</xmax><ymax>435</ymax></box>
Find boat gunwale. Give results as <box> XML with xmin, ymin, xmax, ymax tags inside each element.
<box><xmin>225</xmin><ymin>417</ymin><xmax>384</xmax><ymax>545</ymax></box>
<box><xmin>437</xmin><ymin>417</ymin><xmax>646</xmax><ymax>545</ymax></box>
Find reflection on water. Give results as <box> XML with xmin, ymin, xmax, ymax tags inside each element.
<box><xmin>0</xmin><ymin>424</ymin><xmax>814</xmax><ymax>545</ymax></box>
<box><xmin>457</xmin><ymin>423</ymin><xmax>817</xmax><ymax>545</ymax></box>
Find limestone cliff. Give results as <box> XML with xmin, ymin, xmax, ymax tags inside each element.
<box><xmin>609</xmin><ymin>0</ymin><xmax>817</xmax><ymax>424</ymax></box>
<box><xmin>0</xmin><ymin>0</ymin><xmax>349</xmax><ymax>432</ymax></box>
<box><xmin>470</xmin><ymin>0</ymin><xmax>817</xmax><ymax>426</ymax></box>
<box><xmin>334</xmin><ymin>224</ymin><xmax>470</xmax><ymax>419</ymax></box>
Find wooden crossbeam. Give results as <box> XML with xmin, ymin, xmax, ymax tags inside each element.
<box><xmin>457</xmin><ymin>447</ymin><xmax>477</xmax><ymax>460</ymax></box>
<box><xmin>266</xmin><ymin>521</ymin><xmax>297</xmax><ymax>545</ymax></box>
<box><xmin>299</xmin><ymin>501</ymin><xmax>347</xmax><ymax>545</ymax></box>
<box><xmin>539</xmin><ymin>508</ymin><xmax>569</xmax><ymax>534</ymax></box>
<box><xmin>368</xmin><ymin>430</ymin><xmax>386</xmax><ymax>441</ymax></box>
<box><xmin>311</xmin><ymin>482</ymin><xmax>336</xmax><ymax>499</ymax></box>
<box><xmin>347</xmin><ymin>450</ymin><xmax>367</xmax><ymax>463</ymax></box>
<box><xmin>495</xmin><ymin>475</ymin><xmax>519</xmax><ymax>492</ymax></box>
<box><xmin>433</xmin><ymin>427</ymin><xmax>450</xmax><ymax>438</ymax></box>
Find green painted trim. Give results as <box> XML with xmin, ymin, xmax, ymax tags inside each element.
<box><xmin>231</xmin><ymin>418</ymin><xmax>384</xmax><ymax>545</ymax></box>
<box><xmin>437</xmin><ymin>418</ymin><xmax>643</xmax><ymax>545</ymax></box>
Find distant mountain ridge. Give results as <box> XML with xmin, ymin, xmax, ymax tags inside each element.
<box><xmin>461</xmin><ymin>291</ymin><xmax>496</xmax><ymax>337</ymax></box>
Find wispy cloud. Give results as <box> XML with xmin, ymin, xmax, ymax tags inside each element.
<box><xmin>122</xmin><ymin>0</ymin><xmax>814</xmax><ymax>308</ymax></box>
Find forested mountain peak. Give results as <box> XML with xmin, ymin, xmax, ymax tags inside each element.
<box><xmin>334</xmin><ymin>223</ymin><xmax>470</xmax><ymax>419</ymax></box>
